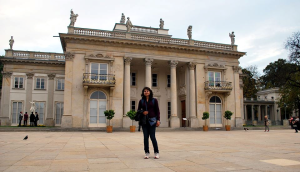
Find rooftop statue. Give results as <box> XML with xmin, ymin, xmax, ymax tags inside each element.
<box><xmin>159</xmin><ymin>18</ymin><xmax>164</xmax><ymax>29</ymax></box>
<box><xmin>9</xmin><ymin>36</ymin><xmax>14</xmax><ymax>50</ymax></box>
<box><xmin>69</xmin><ymin>9</ymin><xmax>79</xmax><ymax>27</ymax></box>
<box><xmin>187</xmin><ymin>25</ymin><xmax>192</xmax><ymax>40</ymax></box>
<box><xmin>229</xmin><ymin>31</ymin><xmax>235</xmax><ymax>45</ymax></box>
<box><xmin>120</xmin><ymin>13</ymin><xmax>125</xmax><ymax>24</ymax></box>
<box><xmin>126</xmin><ymin>17</ymin><xmax>133</xmax><ymax>32</ymax></box>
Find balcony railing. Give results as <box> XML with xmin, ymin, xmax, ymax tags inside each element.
<box><xmin>83</xmin><ymin>73</ymin><xmax>116</xmax><ymax>85</ymax></box>
<box><xmin>204</xmin><ymin>81</ymin><xmax>232</xmax><ymax>91</ymax></box>
<box><xmin>4</xmin><ymin>50</ymin><xmax>65</xmax><ymax>60</ymax></box>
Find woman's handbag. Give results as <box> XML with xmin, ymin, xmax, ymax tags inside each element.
<box><xmin>148</xmin><ymin>117</ymin><xmax>157</xmax><ymax>126</ymax></box>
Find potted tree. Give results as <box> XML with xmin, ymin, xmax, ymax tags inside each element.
<box><xmin>224</xmin><ymin>110</ymin><xmax>233</xmax><ymax>131</ymax></box>
<box><xmin>126</xmin><ymin>110</ymin><xmax>137</xmax><ymax>132</ymax></box>
<box><xmin>104</xmin><ymin>110</ymin><xmax>115</xmax><ymax>133</ymax></box>
<box><xmin>202</xmin><ymin>112</ymin><xmax>209</xmax><ymax>131</ymax></box>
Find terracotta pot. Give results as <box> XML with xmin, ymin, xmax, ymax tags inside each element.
<box><xmin>130</xmin><ymin>126</ymin><xmax>136</xmax><ymax>132</ymax></box>
<box><xmin>106</xmin><ymin>126</ymin><xmax>113</xmax><ymax>133</ymax></box>
<box><xmin>203</xmin><ymin>125</ymin><xmax>208</xmax><ymax>131</ymax></box>
<box><xmin>225</xmin><ymin>125</ymin><xmax>231</xmax><ymax>131</ymax></box>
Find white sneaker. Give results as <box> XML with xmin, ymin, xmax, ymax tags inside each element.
<box><xmin>154</xmin><ymin>153</ymin><xmax>159</xmax><ymax>159</ymax></box>
<box><xmin>144</xmin><ymin>153</ymin><xmax>150</xmax><ymax>159</ymax></box>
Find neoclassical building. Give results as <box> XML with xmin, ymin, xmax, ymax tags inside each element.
<box><xmin>0</xmin><ymin>15</ymin><xmax>246</xmax><ymax>128</ymax></box>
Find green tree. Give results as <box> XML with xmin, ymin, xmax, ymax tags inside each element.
<box><xmin>242</xmin><ymin>68</ymin><xmax>258</xmax><ymax>98</ymax></box>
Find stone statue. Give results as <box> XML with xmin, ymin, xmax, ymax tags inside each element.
<box><xmin>159</xmin><ymin>18</ymin><xmax>164</xmax><ymax>29</ymax></box>
<box><xmin>187</xmin><ymin>25</ymin><xmax>192</xmax><ymax>40</ymax></box>
<box><xmin>9</xmin><ymin>36</ymin><xmax>14</xmax><ymax>49</ymax></box>
<box><xmin>30</xmin><ymin>101</ymin><xmax>35</xmax><ymax>113</ymax></box>
<box><xmin>69</xmin><ymin>9</ymin><xmax>79</xmax><ymax>27</ymax></box>
<box><xmin>120</xmin><ymin>13</ymin><xmax>125</xmax><ymax>24</ymax></box>
<box><xmin>229</xmin><ymin>31</ymin><xmax>235</xmax><ymax>45</ymax></box>
<box><xmin>126</xmin><ymin>17</ymin><xmax>133</xmax><ymax>32</ymax></box>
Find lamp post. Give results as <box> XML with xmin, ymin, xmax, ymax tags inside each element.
<box><xmin>284</xmin><ymin>103</ymin><xmax>287</xmax><ymax>120</ymax></box>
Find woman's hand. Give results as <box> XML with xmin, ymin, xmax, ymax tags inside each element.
<box><xmin>156</xmin><ymin>121</ymin><xmax>160</xmax><ymax>127</ymax></box>
<box><xmin>143</xmin><ymin>111</ymin><xmax>148</xmax><ymax>115</ymax></box>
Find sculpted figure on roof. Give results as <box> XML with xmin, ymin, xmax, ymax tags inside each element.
<box><xmin>9</xmin><ymin>36</ymin><xmax>14</xmax><ymax>49</ymax></box>
<box><xmin>187</xmin><ymin>25</ymin><xmax>192</xmax><ymax>40</ymax></box>
<box><xmin>120</xmin><ymin>13</ymin><xmax>125</xmax><ymax>24</ymax></box>
<box><xmin>159</xmin><ymin>18</ymin><xmax>164</xmax><ymax>29</ymax></box>
<box><xmin>126</xmin><ymin>17</ymin><xmax>133</xmax><ymax>32</ymax></box>
<box><xmin>229</xmin><ymin>31</ymin><xmax>235</xmax><ymax>45</ymax></box>
<box><xmin>69</xmin><ymin>9</ymin><xmax>79</xmax><ymax>27</ymax></box>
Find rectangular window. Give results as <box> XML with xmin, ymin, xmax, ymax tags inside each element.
<box><xmin>167</xmin><ymin>75</ymin><xmax>170</xmax><ymax>87</ymax></box>
<box><xmin>208</xmin><ymin>71</ymin><xmax>221</xmax><ymax>87</ymax></box>
<box><xmin>131</xmin><ymin>101</ymin><xmax>136</xmax><ymax>111</ymax></box>
<box><xmin>14</xmin><ymin>77</ymin><xmax>24</xmax><ymax>88</ymax></box>
<box><xmin>168</xmin><ymin>102</ymin><xmax>171</xmax><ymax>119</ymax></box>
<box><xmin>152</xmin><ymin>74</ymin><xmax>157</xmax><ymax>87</ymax></box>
<box><xmin>12</xmin><ymin>102</ymin><xmax>22</xmax><ymax>124</ymax></box>
<box><xmin>57</xmin><ymin>79</ymin><xmax>65</xmax><ymax>90</ymax></box>
<box><xmin>131</xmin><ymin>73</ymin><xmax>136</xmax><ymax>86</ymax></box>
<box><xmin>56</xmin><ymin>102</ymin><xmax>64</xmax><ymax>125</ymax></box>
<box><xmin>35</xmin><ymin>102</ymin><xmax>45</xmax><ymax>124</ymax></box>
<box><xmin>36</xmin><ymin>78</ymin><xmax>45</xmax><ymax>89</ymax></box>
<box><xmin>91</xmin><ymin>63</ymin><xmax>108</xmax><ymax>81</ymax></box>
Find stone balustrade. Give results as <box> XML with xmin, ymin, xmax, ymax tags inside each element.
<box><xmin>83</xmin><ymin>73</ymin><xmax>116</xmax><ymax>86</ymax></box>
<box><xmin>244</xmin><ymin>97</ymin><xmax>275</xmax><ymax>102</ymax></box>
<box><xmin>5</xmin><ymin>50</ymin><xmax>65</xmax><ymax>60</ymax></box>
<box><xmin>70</xmin><ymin>27</ymin><xmax>236</xmax><ymax>51</ymax></box>
<box><xmin>204</xmin><ymin>81</ymin><xmax>232</xmax><ymax>91</ymax></box>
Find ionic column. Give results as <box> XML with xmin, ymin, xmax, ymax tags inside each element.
<box><xmin>258</xmin><ymin>105</ymin><xmax>261</xmax><ymax>121</ymax></box>
<box><xmin>45</xmin><ymin>74</ymin><xmax>55</xmax><ymax>126</ymax></box>
<box><xmin>169</xmin><ymin>60</ymin><xmax>180</xmax><ymax>128</ymax></box>
<box><xmin>0</xmin><ymin>72</ymin><xmax>12</xmax><ymax>125</ymax></box>
<box><xmin>25</xmin><ymin>73</ymin><xmax>34</xmax><ymax>114</ymax></box>
<box><xmin>61</xmin><ymin>52</ymin><xmax>74</xmax><ymax>128</ymax></box>
<box><xmin>144</xmin><ymin>58</ymin><xmax>153</xmax><ymax>88</ymax></box>
<box><xmin>265</xmin><ymin>105</ymin><xmax>268</xmax><ymax>118</ymax></box>
<box><xmin>123</xmin><ymin>57</ymin><xmax>132</xmax><ymax>128</ymax></box>
<box><xmin>188</xmin><ymin>62</ymin><xmax>198</xmax><ymax>128</ymax></box>
<box><xmin>244</xmin><ymin>105</ymin><xmax>247</xmax><ymax>121</ymax></box>
<box><xmin>251</xmin><ymin>105</ymin><xmax>254</xmax><ymax>121</ymax></box>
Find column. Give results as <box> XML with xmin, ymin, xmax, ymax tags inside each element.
<box><xmin>83</xmin><ymin>86</ymin><xmax>88</xmax><ymax>128</ymax></box>
<box><xmin>0</xmin><ymin>72</ymin><xmax>12</xmax><ymax>125</ymax></box>
<box><xmin>169</xmin><ymin>60</ymin><xmax>180</xmax><ymax>128</ymax></box>
<box><xmin>144</xmin><ymin>58</ymin><xmax>153</xmax><ymax>88</ymax></box>
<box><xmin>265</xmin><ymin>105</ymin><xmax>268</xmax><ymax>118</ymax></box>
<box><xmin>258</xmin><ymin>105</ymin><xmax>261</xmax><ymax>121</ymax></box>
<box><xmin>45</xmin><ymin>74</ymin><xmax>55</xmax><ymax>126</ymax></box>
<box><xmin>123</xmin><ymin>57</ymin><xmax>132</xmax><ymax>128</ymax></box>
<box><xmin>244</xmin><ymin>105</ymin><xmax>247</xmax><ymax>121</ymax></box>
<box><xmin>233</xmin><ymin>66</ymin><xmax>242</xmax><ymax>127</ymax></box>
<box><xmin>61</xmin><ymin>52</ymin><xmax>74</xmax><ymax>128</ymax></box>
<box><xmin>251</xmin><ymin>105</ymin><xmax>254</xmax><ymax>121</ymax></box>
<box><xmin>188</xmin><ymin>62</ymin><xmax>198</xmax><ymax>128</ymax></box>
<box><xmin>25</xmin><ymin>73</ymin><xmax>34</xmax><ymax>113</ymax></box>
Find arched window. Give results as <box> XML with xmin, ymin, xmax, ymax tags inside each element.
<box><xmin>90</xmin><ymin>91</ymin><xmax>106</xmax><ymax>99</ymax></box>
<box><xmin>90</xmin><ymin>91</ymin><xmax>107</xmax><ymax>127</ymax></box>
<box><xmin>209</xmin><ymin>96</ymin><xmax>222</xmax><ymax>126</ymax></box>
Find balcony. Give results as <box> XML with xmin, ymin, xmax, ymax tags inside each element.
<box><xmin>204</xmin><ymin>81</ymin><xmax>232</xmax><ymax>92</ymax></box>
<box><xmin>83</xmin><ymin>73</ymin><xmax>116</xmax><ymax>87</ymax></box>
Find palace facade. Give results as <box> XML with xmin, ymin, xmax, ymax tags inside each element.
<box><xmin>0</xmin><ymin>18</ymin><xmax>247</xmax><ymax>128</ymax></box>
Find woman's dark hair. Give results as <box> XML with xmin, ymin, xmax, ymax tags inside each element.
<box><xmin>141</xmin><ymin>87</ymin><xmax>153</xmax><ymax>100</ymax></box>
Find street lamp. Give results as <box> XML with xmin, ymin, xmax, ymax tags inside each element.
<box><xmin>284</xmin><ymin>103</ymin><xmax>287</xmax><ymax>120</ymax></box>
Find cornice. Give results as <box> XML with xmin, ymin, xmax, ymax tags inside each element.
<box><xmin>0</xmin><ymin>58</ymin><xmax>65</xmax><ymax>66</ymax></box>
<box><xmin>59</xmin><ymin>33</ymin><xmax>246</xmax><ymax>57</ymax></box>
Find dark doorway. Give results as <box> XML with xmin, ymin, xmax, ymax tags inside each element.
<box><xmin>181</xmin><ymin>100</ymin><xmax>186</xmax><ymax>127</ymax></box>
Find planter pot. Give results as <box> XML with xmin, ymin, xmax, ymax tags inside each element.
<box><xmin>130</xmin><ymin>126</ymin><xmax>136</xmax><ymax>132</ymax></box>
<box><xmin>225</xmin><ymin>125</ymin><xmax>231</xmax><ymax>131</ymax></box>
<box><xmin>106</xmin><ymin>126</ymin><xmax>113</xmax><ymax>133</ymax></box>
<box><xmin>203</xmin><ymin>125</ymin><xmax>208</xmax><ymax>131</ymax></box>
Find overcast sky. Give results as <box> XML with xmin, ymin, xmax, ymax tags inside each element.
<box><xmin>1</xmin><ymin>0</ymin><xmax>299</xmax><ymax>74</ymax></box>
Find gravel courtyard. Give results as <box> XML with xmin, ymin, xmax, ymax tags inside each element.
<box><xmin>0</xmin><ymin>129</ymin><xmax>299</xmax><ymax>172</ymax></box>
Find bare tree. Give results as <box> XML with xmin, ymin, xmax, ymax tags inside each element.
<box><xmin>285</xmin><ymin>32</ymin><xmax>300</xmax><ymax>66</ymax></box>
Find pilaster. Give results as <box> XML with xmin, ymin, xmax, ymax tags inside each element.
<box><xmin>0</xmin><ymin>72</ymin><xmax>12</xmax><ymax>125</ymax></box>
<box><xmin>25</xmin><ymin>73</ymin><xmax>34</xmax><ymax>114</ymax></box>
<box><xmin>45</xmin><ymin>74</ymin><xmax>55</xmax><ymax>126</ymax></box>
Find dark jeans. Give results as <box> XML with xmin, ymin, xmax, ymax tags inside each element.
<box><xmin>18</xmin><ymin>120</ymin><xmax>22</xmax><ymax>126</ymax></box>
<box><xmin>24</xmin><ymin>120</ymin><xmax>27</xmax><ymax>126</ymax></box>
<box><xmin>142</xmin><ymin>122</ymin><xmax>159</xmax><ymax>153</ymax></box>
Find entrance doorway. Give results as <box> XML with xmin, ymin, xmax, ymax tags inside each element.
<box><xmin>209</xmin><ymin>96</ymin><xmax>222</xmax><ymax>127</ymax></box>
<box><xmin>89</xmin><ymin>91</ymin><xmax>107</xmax><ymax>127</ymax></box>
<box><xmin>181</xmin><ymin>100</ymin><xmax>186</xmax><ymax>127</ymax></box>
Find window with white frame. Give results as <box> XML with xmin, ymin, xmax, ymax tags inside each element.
<box><xmin>152</xmin><ymin>74</ymin><xmax>158</xmax><ymax>87</ymax></box>
<box><xmin>55</xmin><ymin>102</ymin><xmax>64</xmax><ymax>125</ymax></box>
<box><xmin>12</xmin><ymin>102</ymin><xmax>22</xmax><ymax>124</ymax></box>
<box><xmin>167</xmin><ymin>75</ymin><xmax>170</xmax><ymax>87</ymax></box>
<box><xmin>35</xmin><ymin>102</ymin><xmax>45</xmax><ymax>124</ymax></box>
<box><xmin>131</xmin><ymin>73</ymin><xmax>136</xmax><ymax>86</ymax></box>
<box><xmin>131</xmin><ymin>101</ymin><xmax>136</xmax><ymax>111</ymax></box>
<box><xmin>14</xmin><ymin>77</ymin><xmax>24</xmax><ymax>88</ymax></box>
<box><xmin>208</xmin><ymin>71</ymin><xmax>221</xmax><ymax>87</ymax></box>
<box><xmin>36</xmin><ymin>78</ymin><xmax>45</xmax><ymax>89</ymax></box>
<box><xmin>91</xmin><ymin>63</ymin><xmax>108</xmax><ymax>80</ymax></box>
<box><xmin>168</xmin><ymin>102</ymin><xmax>171</xmax><ymax>119</ymax></box>
<box><xmin>57</xmin><ymin>79</ymin><xmax>64</xmax><ymax>90</ymax></box>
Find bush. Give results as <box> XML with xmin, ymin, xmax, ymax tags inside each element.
<box><xmin>224</xmin><ymin>110</ymin><xmax>233</xmax><ymax>120</ymax></box>
<box><xmin>104</xmin><ymin>110</ymin><xmax>115</xmax><ymax>126</ymax></box>
<box><xmin>202</xmin><ymin>112</ymin><xmax>209</xmax><ymax>120</ymax></box>
<box><xmin>126</xmin><ymin>110</ymin><xmax>136</xmax><ymax>120</ymax></box>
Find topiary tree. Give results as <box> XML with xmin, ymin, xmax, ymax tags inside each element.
<box><xmin>104</xmin><ymin>110</ymin><xmax>115</xmax><ymax>126</ymax></box>
<box><xmin>202</xmin><ymin>112</ymin><xmax>209</xmax><ymax>126</ymax></box>
<box><xmin>224</xmin><ymin>110</ymin><xmax>233</xmax><ymax>125</ymax></box>
<box><xmin>126</xmin><ymin>110</ymin><xmax>136</xmax><ymax>126</ymax></box>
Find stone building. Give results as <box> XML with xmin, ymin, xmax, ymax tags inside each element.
<box><xmin>0</xmin><ymin>19</ymin><xmax>246</xmax><ymax>128</ymax></box>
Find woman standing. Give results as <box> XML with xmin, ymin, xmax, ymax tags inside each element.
<box><xmin>264</xmin><ymin>115</ymin><xmax>269</xmax><ymax>132</ymax></box>
<box><xmin>138</xmin><ymin>87</ymin><xmax>160</xmax><ymax>159</ymax></box>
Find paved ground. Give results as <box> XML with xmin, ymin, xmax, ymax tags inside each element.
<box><xmin>0</xmin><ymin>129</ymin><xmax>299</xmax><ymax>172</ymax></box>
